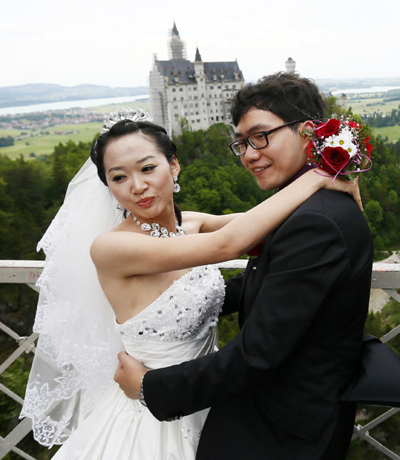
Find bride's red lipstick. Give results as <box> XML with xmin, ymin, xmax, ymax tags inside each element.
<box><xmin>137</xmin><ymin>197</ymin><xmax>154</xmax><ymax>207</ymax></box>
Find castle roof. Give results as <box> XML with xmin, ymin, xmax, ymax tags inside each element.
<box><xmin>171</xmin><ymin>22</ymin><xmax>180</xmax><ymax>37</ymax></box>
<box><xmin>155</xmin><ymin>59</ymin><xmax>243</xmax><ymax>85</ymax></box>
<box><xmin>195</xmin><ymin>47</ymin><xmax>202</xmax><ymax>62</ymax></box>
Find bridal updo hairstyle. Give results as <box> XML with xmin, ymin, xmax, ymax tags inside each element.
<box><xmin>90</xmin><ymin>119</ymin><xmax>182</xmax><ymax>224</ymax></box>
<box><xmin>230</xmin><ymin>72</ymin><xmax>326</xmax><ymax>131</ymax></box>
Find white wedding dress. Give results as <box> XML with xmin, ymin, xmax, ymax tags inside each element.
<box><xmin>52</xmin><ymin>264</ymin><xmax>225</xmax><ymax>460</ymax></box>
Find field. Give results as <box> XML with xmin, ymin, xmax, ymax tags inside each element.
<box><xmin>0</xmin><ymin>122</ymin><xmax>100</xmax><ymax>159</ymax></box>
<box><xmin>372</xmin><ymin>125</ymin><xmax>400</xmax><ymax>142</ymax></box>
<box><xmin>342</xmin><ymin>94</ymin><xmax>400</xmax><ymax>142</ymax></box>
<box><xmin>347</xmin><ymin>96</ymin><xmax>400</xmax><ymax>116</ymax></box>
<box><xmin>0</xmin><ymin>99</ymin><xmax>150</xmax><ymax>160</ymax></box>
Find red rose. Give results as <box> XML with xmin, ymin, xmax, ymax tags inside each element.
<box><xmin>348</xmin><ymin>120</ymin><xmax>362</xmax><ymax>130</ymax></box>
<box><xmin>314</xmin><ymin>119</ymin><xmax>340</xmax><ymax>139</ymax></box>
<box><xmin>364</xmin><ymin>143</ymin><xmax>373</xmax><ymax>157</ymax></box>
<box><xmin>320</xmin><ymin>147</ymin><xmax>350</xmax><ymax>175</ymax></box>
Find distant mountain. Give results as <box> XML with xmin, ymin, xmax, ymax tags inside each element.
<box><xmin>0</xmin><ymin>84</ymin><xmax>148</xmax><ymax>108</ymax></box>
<box><xmin>315</xmin><ymin>77</ymin><xmax>400</xmax><ymax>92</ymax></box>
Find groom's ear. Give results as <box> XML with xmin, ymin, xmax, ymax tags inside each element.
<box><xmin>300</xmin><ymin>120</ymin><xmax>315</xmax><ymax>133</ymax></box>
<box><xmin>299</xmin><ymin>120</ymin><xmax>315</xmax><ymax>151</ymax></box>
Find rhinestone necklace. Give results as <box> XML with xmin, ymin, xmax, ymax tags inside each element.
<box><xmin>131</xmin><ymin>214</ymin><xmax>185</xmax><ymax>238</ymax></box>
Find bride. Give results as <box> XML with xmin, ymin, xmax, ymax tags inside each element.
<box><xmin>20</xmin><ymin>108</ymin><xmax>361</xmax><ymax>459</ymax></box>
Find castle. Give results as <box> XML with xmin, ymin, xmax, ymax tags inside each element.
<box><xmin>149</xmin><ymin>23</ymin><xmax>245</xmax><ymax>135</ymax></box>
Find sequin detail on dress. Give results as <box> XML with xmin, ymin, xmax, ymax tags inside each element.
<box><xmin>115</xmin><ymin>265</ymin><xmax>225</xmax><ymax>343</ymax></box>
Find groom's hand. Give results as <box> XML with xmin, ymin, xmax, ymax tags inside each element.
<box><xmin>114</xmin><ymin>352</ymin><xmax>147</xmax><ymax>400</ymax></box>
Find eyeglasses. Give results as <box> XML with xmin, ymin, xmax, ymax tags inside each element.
<box><xmin>229</xmin><ymin>120</ymin><xmax>303</xmax><ymax>157</ymax></box>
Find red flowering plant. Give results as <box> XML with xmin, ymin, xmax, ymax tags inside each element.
<box><xmin>304</xmin><ymin>117</ymin><xmax>372</xmax><ymax>181</ymax></box>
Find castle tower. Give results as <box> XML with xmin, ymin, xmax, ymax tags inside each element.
<box><xmin>194</xmin><ymin>47</ymin><xmax>204</xmax><ymax>75</ymax></box>
<box><xmin>285</xmin><ymin>57</ymin><xmax>296</xmax><ymax>73</ymax></box>
<box><xmin>168</xmin><ymin>22</ymin><xmax>186</xmax><ymax>59</ymax></box>
<box><xmin>340</xmin><ymin>93</ymin><xmax>347</xmax><ymax>110</ymax></box>
<box><xmin>149</xmin><ymin>24</ymin><xmax>245</xmax><ymax>135</ymax></box>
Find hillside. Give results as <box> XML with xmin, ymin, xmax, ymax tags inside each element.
<box><xmin>0</xmin><ymin>84</ymin><xmax>148</xmax><ymax>108</ymax></box>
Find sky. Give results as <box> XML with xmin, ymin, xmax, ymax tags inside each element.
<box><xmin>1</xmin><ymin>0</ymin><xmax>399</xmax><ymax>89</ymax></box>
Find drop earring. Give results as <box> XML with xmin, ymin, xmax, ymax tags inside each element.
<box><xmin>174</xmin><ymin>176</ymin><xmax>180</xmax><ymax>193</ymax></box>
<box><xmin>116</xmin><ymin>203</ymin><xmax>124</xmax><ymax>211</ymax></box>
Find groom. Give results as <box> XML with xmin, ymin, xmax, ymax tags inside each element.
<box><xmin>115</xmin><ymin>72</ymin><xmax>374</xmax><ymax>459</ymax></box>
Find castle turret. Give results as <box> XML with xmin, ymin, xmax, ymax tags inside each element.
<box><xmin>285</xmin><ymin>57</ymin><xmax>296</xmax><ymax>73</ymax></box>
<box><xmin>168</xmin><ymin>22</ymin><xmax>186</xmax><ymax>59</ymax></box>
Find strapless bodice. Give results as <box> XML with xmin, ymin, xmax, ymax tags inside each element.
<box><xmin>114</xmin><ymin>264</ymin><xmax>225</xmax><ymax>368</ymax></box>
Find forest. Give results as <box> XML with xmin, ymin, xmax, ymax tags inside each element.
<box><xmin>0</xmin><ymin>98</ymin><xmax>400</xmax><ymax>458</ymax></box>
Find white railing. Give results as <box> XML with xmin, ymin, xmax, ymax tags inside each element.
<box><xmin>1</xmin><ymin>260</ymin><xmax>400</xmax><ymax>459</ymax></box>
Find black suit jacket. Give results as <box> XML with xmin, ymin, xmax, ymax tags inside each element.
<box><xmin>144</xmin><ymin>190</ymin><xmax>373</xmax><ymax>459</ymax></box>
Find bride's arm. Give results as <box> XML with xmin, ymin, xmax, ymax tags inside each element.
<box><xmin>91</xmin><ymin>171</ymin><xmax>361</xmax><ymax>276</ymax></box>
<box><xmin>182</xmin><ymin>176</ymin><xmax>361</xmax><ymax>234</ymax></box>
<box><xmin>181</xmin><ymin>211</ymin><xmax>242</xmax><ymax>234</ymax></box>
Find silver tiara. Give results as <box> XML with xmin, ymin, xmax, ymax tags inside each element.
<box><xmin>100</xmin><ymin>108</ymin><xmax>153</xmax><ymax>134</ymax></box>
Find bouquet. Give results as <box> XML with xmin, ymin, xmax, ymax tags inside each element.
<box><xmin>305</xmin><ymin>117</ymin><xmax>372</xmax><ymax>181</ymax></box>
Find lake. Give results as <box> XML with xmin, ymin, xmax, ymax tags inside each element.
<box><xmin>0</xmin><ymin>94</ymin><xmax>149</xmax><ymax>116</ymax></box>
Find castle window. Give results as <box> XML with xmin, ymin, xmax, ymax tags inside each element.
<box><xmin>225</xmin><ymin>85</ymin><xmax>229</xmax><ymax>89</ymax></box>
<box><xmin>210</xmin><ymin>86</ymin><xmax>214</xmax><ymax>90</ymax></box>
<box><xmin>172</xmin><ymin>88</ymin><xmax>176</xmax><ymax>92</ymax></box>
<box><xmin>218</xmin><ymin>86</ymin><xmax>221</xmax><ymax>89</ymax></box>
<box><xmin>188</xmin><ymin>87</ymin><xmax>192</xmax><ymax>91</ymax></box>
<box><xmin>179</xmin><ymin>88</ymin><xmax>183</xmax><ymax>92</ymax></box>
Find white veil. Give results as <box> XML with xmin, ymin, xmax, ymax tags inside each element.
<box><xmin>20</xmin><ymin>158</ymin><xmax>125</xmax><ymax>447</ymax></box>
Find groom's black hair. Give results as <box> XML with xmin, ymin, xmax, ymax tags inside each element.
<box><xmin>90</xmin><ymin>120</ymin><xmax>182</xmax><ymax>224</ymax></box>
<box><xmin>231</xmin><ymin>72</ymin><xmax>326</xmax><ymax>130</ymax></box>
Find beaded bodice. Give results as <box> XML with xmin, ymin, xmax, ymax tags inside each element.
<box><xmin>115</xmin><ymin>265</ymin><xmax>225</xmax><ymax>344</ymax></box>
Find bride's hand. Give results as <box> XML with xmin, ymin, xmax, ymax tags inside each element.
<box><xmin>305</xmin><ymin>170</ymin><xmax>363</xmax><ymax>211</ymax></box>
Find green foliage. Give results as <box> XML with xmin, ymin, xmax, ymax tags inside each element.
<box><xmin>324</xmin><ymin>95</ymin><xmax>346</xmax><ymax>118</ymax></box>
<box><xmin>0</xmin><ymin>136</ymin><xmax>14</xmax><ymax>148</ymax></box>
